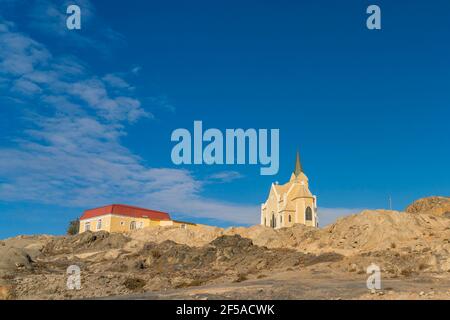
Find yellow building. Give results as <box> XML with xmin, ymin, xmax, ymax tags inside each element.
<box><xmin>79</xmin><ymin>204</ymin><xmax>197</xmax><ymax>233</ymax></box>
<box><xmin>261</xmin><ymin>151</ymin><xmax>318</xmax><ymax>229</ymax></box>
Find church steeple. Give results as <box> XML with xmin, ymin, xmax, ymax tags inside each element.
<box><xmin>262</xmin><ymin>149</ymin><xmax>317</xmax><ymax>230</ymax></box>
<box><xmin>294</xmin><ymin>150</ymin><xmax>302</xmax><ymax>176</ymax></box>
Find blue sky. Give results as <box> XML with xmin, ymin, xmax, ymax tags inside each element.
<box><xmin>0</xmin><ymin>0</ymin><xmax>449</xmax><ymax>239</ymax></box>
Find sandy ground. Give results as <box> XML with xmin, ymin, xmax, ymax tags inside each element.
<box><xmin>112</xmin><ymin>269</ymin><xmax>450</xmax><ymax>300</ymax></box>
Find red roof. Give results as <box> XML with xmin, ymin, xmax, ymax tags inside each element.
<box><xmin>80</xmin><ymin>204</ymin><xmax>171</xmax><ymax>221</ymax></box>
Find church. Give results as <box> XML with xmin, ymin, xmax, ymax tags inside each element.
<box><xmin>261</xmin><ymin>151</ymin><xmax>318</xmax><ymax>229</ymax></box>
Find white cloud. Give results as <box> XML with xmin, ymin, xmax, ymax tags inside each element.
<box><xmin>207</xmin><ymin>171</ymin><xmax>244</xmax><ymax>183</ymax></box>
<box><xmin>144</xmin><ymin>96</ymin><xmax>176</xmax><ymax>113</ymax></box>
<box><xmin>102</xmin><ymin>73</ymin><xmax>132</xmax><ymax>90</ymax></box>
<box><xmin>0</xmin><ymin>20</ymin><xmax>255</xmax><ymax>226</ymax></box>
<box><xmin>12</xmin><ymin>78</ymin><xmax>42</xmax><ymax>95</ymax></box>
<box><xmin>0</xmin><ymin>20</ymin><xmax>14</xmax><ymax>32</ymax></box>
<box><xmin>66</xmin><ymin>78</ymin><xmax>149</xmax><ymax>122</ymax></box>
<box><xmin>0</xmin><ymin>28</ymin><xmax>51</xmax><ymax>76</ymax></box>
<box><xmin>131</xmin><ymin>66</ymin><xmax>141</xmax><ymax>75</ymax></box>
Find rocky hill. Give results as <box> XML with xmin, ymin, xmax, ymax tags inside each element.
<box><xmin>1</xmin><ymin>197</ymin><xmax>449</xmax><ymax>300</ymax></box>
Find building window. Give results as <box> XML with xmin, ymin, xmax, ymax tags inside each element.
<box><xmin>305</xmin><ymin>207</ymin><xmax>313</xmax><ymax>221</ymax></box>
<box><xmin>289</xmin><ymin>215</ymin><xmax>291</xmax><ymax>223</ymax></box>
<box><xmin>180</xmin><ymin>224</ymin><xmax>187</xmax><ymax>229</ymax></box>
<box><xmin>85</xmin><ymin>222</ymin><xmax>90</xmax><ymax>231</ymax></box>
<box><xmin>280</xmin><ymin>216</ymin><xmax>282</xmax><ymax>224</ymax></box>
<box><xmin>139</xmin><ymin>222</ymin><xmax>144</xmax><ymax>229</ymax></box>
<box><xmin>130</xmin><ymin>221</ymin><xmax>136</xmax><ymax>230</ymax></box>
<box><xmin>96</xmin><ymin>219</ymin><xmax>102</xmax><ymax>230</ymax></box>
<box><xmin>271</xmin><ymin>213</ymin><xmax>276</xmax><ymax>228</ymax></box>
<box><xmin>120</xmin><ymin>221</ymin><xmax>125</xmax><ymax>226</ymax></box>
<box><xmin>264</xmin><ymin>218</ymin><xmax>266</xmax><ymax>226</ymax></box>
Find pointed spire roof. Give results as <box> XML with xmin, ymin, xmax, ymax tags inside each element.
<box><xmin>294</xmin><ymin>150</ymin><xmax>303</xmax><ymax>176</ymax></box>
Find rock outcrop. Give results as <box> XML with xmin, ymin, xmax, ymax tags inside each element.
<box><xmin>406</xmin><ymin>196</ymin><xmax>450</xmax><ymax>217</ymax></box>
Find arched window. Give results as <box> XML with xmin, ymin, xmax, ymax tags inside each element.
<box><xmin>280</xmin><ymin>215</ymin><xmax>282</xmax><ymax>224</ymax></box>
<box><xmin>305</xmin><ymin>207</ymin><xmax>313</xmax><ymax>221</ymax></box>
<box><xmin>271</xmin><ymin>213</ymin><xmax>276</xmax><ymax>228</ymax></box>
<box><xmin>264</xmin><ymin>218</ymin><xmax>266</xmax><ymax>226</ymax></box>
<box><xmin>130</xmin><ymin>221</ymin><xmax>136</xmax><ymax>230</ymax></box>
<box><xmin>289</xmin><ymin>215</ymin><xmax>291</xmax><ymax>223</ymax></box>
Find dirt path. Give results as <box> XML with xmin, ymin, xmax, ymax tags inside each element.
<box><xmin>107</xmin><ymin>270</ymin><xmax>450</xmax><ymax>300</ymax></box>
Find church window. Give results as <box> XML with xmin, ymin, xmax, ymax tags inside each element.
<box><xmin>289</xmin><ymin>215</ymin><xmax>291</xmax><ymax>222</ymax></box>
<box><xmin>305</xmin><ymin>207</ymin><xmax>313</xmax><ymax>221</ymax></box>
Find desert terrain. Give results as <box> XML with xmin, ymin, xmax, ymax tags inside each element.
<box><xmin>0</xmin><ymin>196</ymin><xmax>449</xmax><ymax>300</ymax></box>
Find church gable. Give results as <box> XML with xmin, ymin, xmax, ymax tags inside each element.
<box><xmin>288</xmin><ymin>184</ymin><xmax>313</xmax><ymax>201</ymax></box>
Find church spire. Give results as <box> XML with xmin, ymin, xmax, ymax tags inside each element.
<box><xmin>294</xmin><ymin>150</ymin><xmax>302</xmax><ymax>176</ymax></box>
